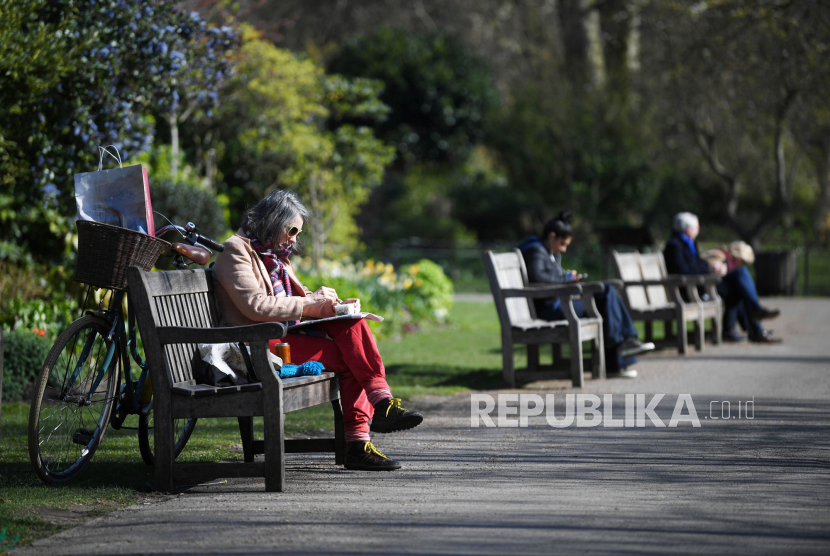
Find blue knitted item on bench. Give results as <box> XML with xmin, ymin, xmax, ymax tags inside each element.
<box><xmin>278</xmin><ymin>360</ymin><xmax>325</xmax><ymax>378</ymax></box>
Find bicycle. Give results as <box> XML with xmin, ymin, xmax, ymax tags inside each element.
<box><xmin>27</xmin><ymin>218</ymin><xmax>224</xmax><ymax>484</ymax></box>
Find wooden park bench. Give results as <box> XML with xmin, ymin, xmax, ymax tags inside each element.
<box><xmin>483</xmin><ymin>249</ymin><xmax>605</xmax><ymax>388</ymax></box>
<box><xmin>127</xmin><ymin>266</ymin><xmax>345</xmax><ymax>493</ymax></box>
<box><xmin>610</xmin><ymin>251</ymin><xmax>722</xmax><ymax>354</ymax></box>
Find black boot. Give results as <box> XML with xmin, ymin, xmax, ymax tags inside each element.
<box><xmin>343</xmin><ymin>441</ymin><xmax>401</xmax><ymax>471</ymax></box>
<box><xmin>370</xmin><ymin>398</ymin><xmax>423</xmax><ymax>433</ymax></box>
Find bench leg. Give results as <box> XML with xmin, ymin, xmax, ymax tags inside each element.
<box><xmin>552</xmin><ymin>343</ymin><xmax>563</xmax><ymax>367</ymax></box>
<box><xmin>569</xmin><ymin>330</ymin><xmax>584</xmax><ymax>388</ymax></box>
<box><xmin>527</xmin><ymin>344</ymin><xmax>539</xmax><ymax>372</ymax></box>
<box><xmin>644</xmin><ymin>321</ymin><xmax>653</xmax><ymax>342</ymax></box>
<box><xmin>502</xmin><ymin>334</ymin><xmax>516</xmax><ymax>388</ymax></box>
<box><xmin>263</xmin><ymin>388</ymin><xmax>285</xmax><ymax>493</ymax></box>
<box><xmin>154</xmin><ymin>393</ymin><xmax>175</xmax><ymax>493</ymax></box>
<box><xmin>694</xmin><ymin>315</ymin><xmax>705</xmax><ymax>351</ymax></box>
<box><xmin>332</xmin><ymin>399</ymin><xmax>345</xmax><ymax>466</ymax></box>
<box><xmin>712</xmin><ymin>312</ymin><xmax>723</xmax><ymax>345</ymax></box>
<box><xmin>677</xmin><ymin>316</ymin><xmax>688</xmax><ymax>355</ymax></box>
<box><xmin>237</xmin><ymin>417</ymin><xmax>255</xmax><ymax>463</ymax></box>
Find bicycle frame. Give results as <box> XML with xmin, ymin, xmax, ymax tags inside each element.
<box><xmin>77</xmin><ymin>289</ymin><xmax>153</xmax><ymax>430</ymax></box>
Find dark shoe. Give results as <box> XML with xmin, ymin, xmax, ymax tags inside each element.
<box><xmin>722</xmin><ymin>330</ymin><xmax>747</xmax><ymax>343</ymax></box>
<box><xmin>370</xmin><ymin>398</ymin><xmax>423</xmax><ymax>433</ymax></box>
<box><xmin>619</xmin><ymin>338</ymin><xmax>656</xmax><ymax>358</ymax></box>
<box><xmin>343</xmin><ymin>441</ymin><xmax>401</xmax><ymax>471</ymax></box>
<box><xmin>752</xmin><ymin>306</ymin><xmax>781</xmax><ymax>321</ymax></box>
<box><xmin>749</xmin><ymin>330</ymin><xmax>783</xmax><ymax>344</ymax></box>
<box><xmin>607</xmin><ymin>368</ymin><xmax>638</xmax><ymax>379</ymax></box>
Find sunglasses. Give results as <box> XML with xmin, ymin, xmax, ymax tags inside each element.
<box><xmin>284</xmin><ymin>225</ymin><xmax>302</xmax><ymax>238</ymax></box>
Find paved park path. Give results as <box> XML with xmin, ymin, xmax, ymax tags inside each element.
<box><xmin>17</xmin><ymin>298</ymin><xmax>830</xmax><ymax>555</ymax></box>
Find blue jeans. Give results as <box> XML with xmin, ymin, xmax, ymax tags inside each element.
<box><xmin>540</xmin><ymin>284</ymin><xmax>638</xmax><ymax>372</ymax></box>
<box><xmin>717</xmin><ymin>266</ymin><xmax>763</xmax><ymax>336</ymax></box>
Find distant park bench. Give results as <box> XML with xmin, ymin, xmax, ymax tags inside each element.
<box><xmin>483</xmin><ymin>249</ymin><xmax>605</xmax><ymax>388</ymax></box>
<box><xmin>610</xmin><ymin>251</ymin><xmax>722</xmax><ymax>354</ymax></box>
<box><xmin>127</xmin><ymin>266</ymin><xmax>345</xmax><ymax>493</ymax></box>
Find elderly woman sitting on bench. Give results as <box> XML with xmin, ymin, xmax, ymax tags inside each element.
<box><xmin>212</xmin><ymin>190</ymin><xmax>423</xmax><ymax>471</ymax></box>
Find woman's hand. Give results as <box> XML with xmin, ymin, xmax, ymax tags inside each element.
<box><xmin>302</xmin><ymin>297</ymin><xmax>336</xmax><ymax>319</ymax></box>
<box><xmin>310</xmin><ymin>286</ymin><xmax>339</xmax><ymax>303</ymax></box>
<box><xmin>299</xmin><ymin>286</ymin><xmax>338</xmax><ymax>318</ymax></box>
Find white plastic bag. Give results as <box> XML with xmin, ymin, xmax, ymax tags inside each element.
<box><xmin>196</xmin><ymin>343</ymin><xmax>283</xmax><ymax>385</ymax></box>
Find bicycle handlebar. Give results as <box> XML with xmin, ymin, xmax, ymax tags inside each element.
<box><xmin>155</xmin><ymin>223</ymin><xmax>225</xmax><ymax>253</ymax></box>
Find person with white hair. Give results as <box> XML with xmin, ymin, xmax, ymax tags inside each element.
<box><xmin>664</xmin><ymin>212</ymin><xmax>781</xmax><ymax>343</ymax></box>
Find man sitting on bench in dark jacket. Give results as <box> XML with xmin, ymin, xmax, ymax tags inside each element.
<box><xmin>663</xmin><ymin>212</ymin><xmax>781</xmax><ymax>344</ymax></box>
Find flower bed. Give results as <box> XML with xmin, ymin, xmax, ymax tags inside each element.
<box><xmin>295</xmin><ymin>258</ymin><xmax>454</xmax><ymax>340</ymax></box>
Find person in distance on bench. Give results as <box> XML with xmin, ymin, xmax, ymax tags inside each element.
<box><xmin>518</xmin><ymin>210</ymin><xmax>655</xmax><ymax>379</ymax></box>
<box><xmin>664</xmin><ymin>212</ymin><xmax>781</xmax><ymax>344</ymax></box>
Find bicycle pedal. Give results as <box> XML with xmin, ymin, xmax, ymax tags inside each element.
<box><xmin>72</xmin><ymin>428</ymin><xmax>94</xmax><ymax>446</ymax></box>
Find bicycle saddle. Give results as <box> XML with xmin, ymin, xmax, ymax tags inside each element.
<box><xmin>168</xmin><ymin>243</ymin><xmax>210</xmax><ymax>265</ymax></box>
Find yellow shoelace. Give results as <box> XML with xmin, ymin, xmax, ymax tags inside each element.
<box><xmin>364</xmin><ymin>442</ymin><xmax>390</xmax><ymax>460</ymax></box>
<box><xmin>384</xmin><ymin>397</ymin><xmax>404</xmax><ymax>417</ymax></box>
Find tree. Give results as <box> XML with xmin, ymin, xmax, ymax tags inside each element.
<box><xmin>328</xmin><ymin>28</ymin><xmax>500</xmax><ymax>167</ymax></box>
<box><xmin>640</xmin><ymin>0</ymin><xmax>830</xmax><ymax>246</ymax></box>
<box><xmin>212</xmin><ymin>25</ymin><xmax>395</xmax><ymax>265</ymax></box>
<box><xmin>0</xmin><ymin>0</ymin><xmax>235</xmax><ymax>262</ymax></box>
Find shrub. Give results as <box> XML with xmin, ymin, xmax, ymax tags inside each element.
<box><xmin>0</xmin><ymin>294</ymin><xmax>79</xmax><ymax>347</ymax></box>
<box><xmin>295</xmin><ymin>257</ymin><xmax>454</xmax><ymax>339</ymax></box>
<box><xmin>2</xmin><ymin>328</ymin><xmax>51</xmax><ymax>401</ymax></box>
<box><xmin>150</xmin><ymin>179</ymin><xmax>229</xmax><ymax>247</ymax></box>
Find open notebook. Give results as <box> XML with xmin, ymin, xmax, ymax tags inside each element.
<box><xmin>287</xmin><ymin>312</ymin><xmax>383</xmax><ymax>332</ymax></box>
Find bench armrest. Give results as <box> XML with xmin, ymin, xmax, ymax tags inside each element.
<box><xmin>695</xmin><ymin>273</ymin><xmax>722</xmax><ymax>285</ymax></box>
<box><xmin>620</xmin><ymin>277</ymin><xmax>687</xmax><ymax>287</ymax></box>
<box><xmin>603</xmin><ymin>279</ymin><xmax>624</xmax><ymax>290</ymax></box>
<box><xmin>502</xmin><ymin>284</ymin><xmax>583</xmax><ymax>299</ymax></box>
<box><xmin>578</xmin><ymin>281</ymin><xmax>605</xmax><ymax>294</ymax></box>
<box><xmin>156</xmin><ymin>322</ymin><xmax>287</xmax><ymax>345</ymax></box>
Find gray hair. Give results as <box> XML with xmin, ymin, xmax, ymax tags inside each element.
<box><xmin>241</xmin><ymin>190</ymin><xmax>309</xmax><ymax>251</ymax></box>
<box><xmin>672</xmin><ymin>212</ymin><xmax>699</xmax><ymax>233</ymax></box>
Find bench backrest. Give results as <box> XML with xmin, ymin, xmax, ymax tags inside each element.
<box><xmin>612</xmin><ymin>250</ymin><xmax>671</xmax><ymax>310</ymax></box>
<box><xmin>638</xmin><ymin>253</ymin><xmax>671</xmax><ymax>307</ymax></box>
<box><xmin>483</xmin><ymin>249</ymin><xmax>535</xmax><ymax>326</ymax></box>
<box><xmin>129</xmin><ymin>268</ymin><xmax>220</xmax><ymax>388</ymax></box>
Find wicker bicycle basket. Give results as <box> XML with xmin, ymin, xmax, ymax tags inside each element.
<box><xmin>74</xmin><ymin>220</ymin><xmax>170</xmax><ymax>291</ymax></box>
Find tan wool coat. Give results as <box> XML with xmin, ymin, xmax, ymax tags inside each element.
<box><xmin>212</xmin><ymin>231</ymin><xmax>309</xmax><ymax>327</ymax></box>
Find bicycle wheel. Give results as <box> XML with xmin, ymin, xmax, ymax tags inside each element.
<box><xmin>28</xmin><ymin>316</ymin><xmax>120</xmax><ymax>484</ymax></box>
<box><xmin>138</xmin><ymin>409</ymin><xmax>197</xmax><ymax>466</ymax></box>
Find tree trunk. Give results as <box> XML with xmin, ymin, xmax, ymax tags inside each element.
<box><xmin>168</xmin><ymin>111</ymin><xmax>179</xmax><ymax>181</ymax></box>
<box><xmin>598</xmin><ymin>0</ymin><xmax>633</xmax><ymax>103</ymax></box>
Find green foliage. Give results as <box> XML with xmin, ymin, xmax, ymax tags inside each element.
<box><xmin>214</xmin><ymin>25</ymin><xmax>395</xmax><ymax>260</ymax></box>
<box><xmin>2</xmin><ymin>329</ymin><xmax>50</xmax><ymax>401</ymax></box>
<box><xmin>487</xmin><ymin>85</ymin><xmax>657</xmax><ymax>234</ymax></box>
<box><xmin>0</xmin><ymin>260</ymin><xmax>81</xmax><ymax>346</ymax></box>
<box><xmin>328</xmin><ymin>28</ymin><xmax>500</xmax><ymax>166</ymax></box>
<box><xmin>0</xmin><ymin>0</ymin><xmax>235</xmax><ymax>263</ymax></box>
<box><xmin>149</xmin><ymin>180</ymin><xmax>228</xmax><ymax>246</ymax></box>
<box><xmin>295</xmin><ymin>257</ymin><xmax>453</xmax><ymax>340</ymax></box>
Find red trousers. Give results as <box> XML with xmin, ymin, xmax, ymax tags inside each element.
<box><xmin>284</xmin><ymin>319</ymin><xmax>389</xmax><ymax>435</ymax></box>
